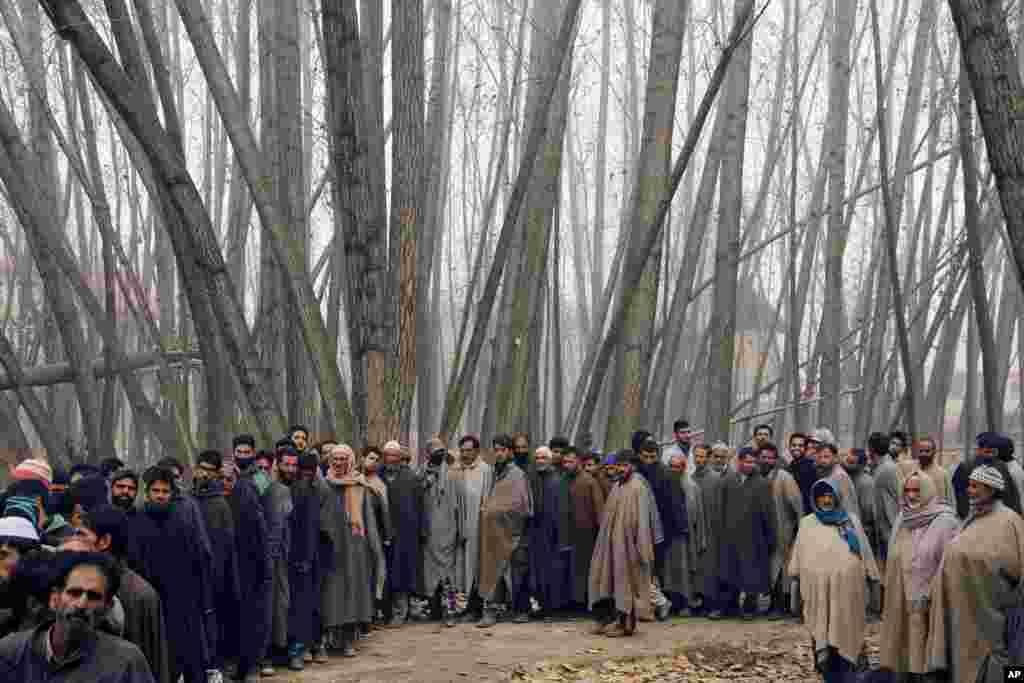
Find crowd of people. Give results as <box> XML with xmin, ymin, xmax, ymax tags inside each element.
<box><xmin>0</xmin><ymin>420</ymin><xmax>1020</xmax><ymax>682</ymax></box>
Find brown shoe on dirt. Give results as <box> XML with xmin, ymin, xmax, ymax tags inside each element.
<box><xmin>605</xmin><ymin>623</ymin><xmax>631</xmax><ymax>638</ymax></box>
<box><xmin>588</xmin><ymin>621</ymin><xmax>611</xmax><ymax>636</ymax></box>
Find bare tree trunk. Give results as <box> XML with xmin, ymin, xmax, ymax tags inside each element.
<box><xmin>819</xmin><ymin>0</ymin><xmax>857</xmax><ymax>431</ymax></box>
<box><xmin>591</xmin><ymin>0</ymin><xmax>611</xmax><ymax>331</ymax></box>
<box><xmin>705</xmin><ymin>0</ymin><xmax>755</xmax><ymax>444</ymax></box>
<box><xmin>392</xmin><ymin>0</ymin><xmax>425</xmax><ymax>441</ymax></box>
<box><xmin>415</xmin><ymin>0</ymin><xmax>453</xmax><ymax>444</ymax></box>
<box><xmin>42</xmin><ymin>0</ymin><xmax>291</xmax><ymax>443</ymax></box>
<box><xmin>438</xmin><ymin>0</ymin><xmax>583</xmax><ymax>440</ymax></box>
<box><xmin>494</xmin><ymin>0</ymin><xmax>575</xmax><ymax>433</ymax></box>
<box><xmin>575</xmin><ymin>0</ymin><xmax>757</xmax><ymax>447</ymax></box>
<box><xmin>606</xmin><ymin>0</ymin><xmax>689</xmax><ymax>448</ymax></box>
<box><xmin>869</xmin><ymin>0</ymin><xmax>917</xmax><ymax>439</ymax></box>
<box><xmin>960</xmin><ymin>63</ymin><xmax>1001</xmax><ymax>431</ymax></box>
<box><xmin>947</xmin><ymin>0</ymin><xmax>1024</xmax><ymax>304</ymax></box>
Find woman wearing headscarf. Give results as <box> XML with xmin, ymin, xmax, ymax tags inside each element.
<box><xmin>927</xmin><ymin>465</ymin><xmax>1024</xmax><ymax>682</ymax></box>
<box><xmin>880</xmin><ymin>472</ymin><xmax>959</xmax><ymax>678</ymax></box>
<box><xmin>788</xmin><ymin>479</ymin><xmax>880</xmax><ymax>682</ymax></box>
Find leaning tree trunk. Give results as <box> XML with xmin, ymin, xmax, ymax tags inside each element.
<box><xmin>947</xmin><ymin>0</ymin><xmax>1024</xmax><ymax>309</ymax></box>
<box><xmin>438</xmin><ymin>0</ymin><xmax>584</xmax><ymax>441</ymax></box>
<box><xmin>704</xmin><ymin>0</ymin><xmax>755</xmax><ymax>444</ymax></box>
<box><xmin>40</xmin><ymin>0</ymin><xmax>292</xmax><ymax>443</ymax></box>
<box><xmin>960</xmin><ymin>60</ymin><xmax>1002</xmax><ymax>433</ymax></box>
<box><xmin>494</xmin><ymin>0</ymin><xmax>575</xmax><ymax>433</ymax></box>
<box><xmin>605</xmin><ymin>0</ymin><xmax>689</xmax><ymax>449</ymax></box>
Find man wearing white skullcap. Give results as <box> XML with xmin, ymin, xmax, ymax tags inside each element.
<box><xmin>926</xmin><ymin>461</ymin><xmax>1024</xmax><ymax>681</ymax></box>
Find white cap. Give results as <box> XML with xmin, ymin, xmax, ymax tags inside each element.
<box><xmin>811</xmin><ymin>427</ymin><xmax>836</xmax><ymax>447</ymax></box>
<box><xmin>0</xmin><ymin>515</ymin><xmax>40</xmax><ymax>544</ymax></box>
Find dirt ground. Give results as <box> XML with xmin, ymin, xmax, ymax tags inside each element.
<box><xmin>278</xmin><ymin>614</ymin><xmax>878</xmax><ymax>682</ymax></box>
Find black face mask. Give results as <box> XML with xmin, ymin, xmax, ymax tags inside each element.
<box><xmin>815</xmin><ymin>463</ymin><xmax>834</xmax><ymax>480</ymax></box>
<box><xmin>917</xmin><ymin>455</ymin><xmax>934</xmax><ymax>468</ymax></box>
<box><xmin>429</xmin><ymin>450</ymin><xmax>446</xmax><ymax>466</ymax></box>
<box><xmin>513</xmin><ymin>451</ymin><xmax>530</xmax><ymax>468</ymax></box>
<box><xmin>759</xmin><ymin>461</ymin><xmax>775</xmax><ymax>476</ymax></box>
<box><xmin>112</xmin><ymin>495</ymin><xmax>135</xmax><ymax>511</ymax></box>
<box><xmin>144</xmin><ymin>501</ymin><xmax>172</xmax><ymax>519</ymax></box>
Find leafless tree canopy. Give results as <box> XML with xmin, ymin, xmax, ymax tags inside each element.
<box><xmin>0</xmin><ymin>0</ymin><xmax>1019</xmax><ymax>469</ymax></box>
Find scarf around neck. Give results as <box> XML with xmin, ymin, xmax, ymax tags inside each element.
<box><xmin>811</xmin><ymin>479</ymin><xmax>861</xmax><ymax>557</ymax></box>
<box><xmin>328</xmin><ymin>470</ymin><xmax>367</xmax><ymax>536</ymax></box>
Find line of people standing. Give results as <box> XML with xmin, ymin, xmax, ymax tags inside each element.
<box><xmin>1</xmin><ymin>420</ymin><xmax>1023</xmax><ymax>682</ymax></box>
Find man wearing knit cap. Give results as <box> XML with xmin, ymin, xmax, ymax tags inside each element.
<box><xmin>453</xmin><ymin>434</ymin><xmax>493</xmax><ymax>620</ymax></box>
<box><xmin>12</xmin><ymin>458</ymin><xmax>52</xmax><ymax>487</ymax></box>
<box><xmin>952</xmin><ymin>432</ymin><xmax>1022</xmax><ymax>519</ymax></box>
<box><xmin>927</xmin><ymin>463</ymin><xmax>1024</xmax><ymax>682</ymax></box>
<box><xmin>379</xmin><ymin>440</ymin><xmax>424</xmax><ymax>627</ymax></box>
<box><xmin>68</xmin><ymin>475</ymin><xmax>111</xmax><ymax>529</ymax></box>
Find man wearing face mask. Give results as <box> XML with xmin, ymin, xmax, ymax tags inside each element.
<box><xmin>588</xmin><ymin>450</ymin><xmax>662</xmax><ymax>637</ymax></box>
<box><xmin>226</xmin><ymin>435</ymin><xmax>272</xmax><ymax>682</ymax></box>
<box><xmin>476</xmin><ymin>434</ymin><xmax>532</xmax><ymax>628</ymax></box>
<box><xmin>419</xmin><ymin>438</ymin><xmax>460</xmax><ymax>627</ymax></box>
<box><xmin>712</xmin><ymin>448</ymin><xmax>776</xmax><ymax>620</ymax></box>
<box><xmin>379</xmin><ymin>441</ymin><xmax>424</xmax><ymax>628</ymax></box>
<box><xmin>759</xmin><ymin>442</ymin><xmax>801</xmax><ymax>619</ymax></box>
<box><xmin>124</xmin><ymin>468</ymin><xmax>216</xmax><ymax>683</ymax></box>
<box><xmin>191</xmin><ymin>451</ymin><xmax>240</xmax><ymax>677</ymax></box>
<box><xmin>512</xmin><ymin>433</ymin><xmax>531</xmax><ymax>470</ymax></box>
<box><xmin>0</xmin><ymin>552</ymin><xmax>155</xmax><ymax>682</ymax></box>
<box><xmin>452</xmin><ymin>435</ymin><xmax>493</xmax><ymax>621</ymax></box>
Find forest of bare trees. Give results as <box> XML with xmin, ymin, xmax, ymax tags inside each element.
<box><xmin>0</xmin><ymin>0</ymin><xmax>1021</xmax><ymax>468</ymax></box>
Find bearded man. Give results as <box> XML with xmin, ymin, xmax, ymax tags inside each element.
<box><xmin>663</xmin><ymin>452</ymin><xmax>706</xmax><ymax>615</ymax></box>
<box><xmin>588</xmin><ymin>450</ymin><xmax>662</xmax><ymax>637</ymax></box>
<box><xmin>321</xmin><ymin>445</ymin><xmax>385</xmax><ymax>658</ymax></box>
<box><xmin>905</xmin><ymin>437</ymin><xmax>953</xmax><ymax>505</ymax></box>
<box><xmin>476</xmin><ymin>434</ymin><xmax>532</xmax><ymax>628</ymax></box>
<box><xmin>787</xmin><ymin>433</ymin><xmax>817</xmax><ymax>514</ymax></box>
<box><xmin>560</xmin><ymin>448</ymin><xmax>605</xmax><ymax>610</ymax></box>
<box><xmin>282</xmin><ymin>451</ymin><xmax>321</xmax><ymax>671</ymax></box>
<box><xmin>842</xmin><ymin>448</ymin><xmax>877</xmax><ymax>550</ymax></box>
<box><xmin>419</xmin><ymin>439</ymin><xmax>460</xmax><ymax>626</ymax></box>
<box><xmin>712</xmin><ymin>447</ymin><xmax>777</xmax><ymax>620</ymax></box>
<box><xmin>380</xmin><ymin>440</ymin><xmax>424</xmax><ymax>628</ymax></box>
<box><xmin>527</xmin><ymin>446</ymin><xmax>569</xmax><ymax>619</ymax></box>
<box><xmin>0</xmin><ymin>552</ymin><xmax>154</xmax><ymax>682</ymax></box>
<box><xmin>192</xmin><ymin>450</ymin><xmax>240</xmax><ymax>677</ymax></box>
<box><xmin>870</xmin><ymin>431</ymin><xmax>901</xmax><ymax>565</ymax></box>
<box><xmin>453</xmin><ymin>434</ymin><xmax>494</xmax><ymax>619</ymax></box>
<box><xmin>807</xmin><ymin>430</ymin><xmax>860</xmax><ymax>520</ymax></box>
<box><xmin>927</xmin><ymin>465</ymin><xmax>1024</xmax><ymax>682</ymax></box>
<box><xmin>60</xmin><ymin>505</ymin><xmax>171</xmax><ymax>683</ymax></box>
<box><xmin>759</xmin><ymin>442</ymin><xmax>802</xmax><ymax>618</ymax></box>
<box><xmin>123</xmin><ymin>468</ymin><xmax>215</xmax><ymax>683</ymax></box>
